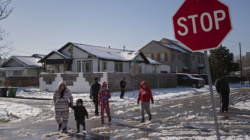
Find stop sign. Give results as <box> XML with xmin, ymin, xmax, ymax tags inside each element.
<box><xmin>172</xmin><ymin>0</ymin><xmax>232</xmax><ymax>51</ymax></box>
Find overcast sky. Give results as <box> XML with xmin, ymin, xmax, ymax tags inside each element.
<box><xmin>2</xmin><ymin>0</ymin><xmax>250</xmax><ymax>58</ymax></box>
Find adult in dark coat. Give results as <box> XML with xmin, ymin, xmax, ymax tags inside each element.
<box><xmin>90</xmin><ymin>77</ymin><xmax>101</xmax><ymax>116</ymax></box>
<box><xmin>215</xmin><ymin>78</ymin><xmax>230</xmax><ymax>113</ymax></box>
<box><xmin>120</xmin><ymin>77</ymin><xmax>127</xmax><ymax>99</ymax></box>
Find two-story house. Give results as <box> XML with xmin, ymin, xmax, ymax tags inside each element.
<box><xmin>139</xmin><ymin>38</ymin><xmax>206</xmax><ymax>74</ymax></box>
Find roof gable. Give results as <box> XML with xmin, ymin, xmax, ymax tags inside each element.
<box><xmin>2</xmin><ymin>56</ymin><xmax>42</xmax><ymax>68</ymax></box>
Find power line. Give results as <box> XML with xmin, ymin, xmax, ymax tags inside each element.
<box><xmin>12</xmin><ymin>49</ymin><xmax>33</xmax><ymax>55</ymax></box>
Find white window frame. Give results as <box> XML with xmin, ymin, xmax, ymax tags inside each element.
<box><xmin>146</xmin><ymin>54</ymin><xmax>152</xmax><ymax>59</ymax></box>
<box><xmin>115</xmin><ymin>62</ymin><xmax>123</xmax><ymax>72</ymax></box>
<box><xmin>13</xmin><ymin>70</ymin><xmax>23</xmax><ymax>76</ymax></box>
<box><xmin>152</xmin><ymin>65</ymin><xmax>157</xmax><ymax>73</ymax></box>
<box><xmin>102</xmin><ymin>61</ymin><xmax>107</xmax><ymax>72</ymax></box>
<box><xmin>160</xmin><ymin>53</ymin><xmax>165</xmax><ymax>62</ymax></box>
<box><xmin>77</xmin><ymin>61</ymin><xmax>92</xmax><ymax>73</ymax></box>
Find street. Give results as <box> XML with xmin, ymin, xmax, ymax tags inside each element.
<box><xmin>0</xmin><ymin>87</ymin><xmax>250</xmax><ymax>140</ymax></box>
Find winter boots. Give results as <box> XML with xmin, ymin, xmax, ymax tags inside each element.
<box><xmin>149</xmin><ymin>115</ymin><xmax>152</xmax><ymax>121</ymax></box>
<box><xmin>109</xmin><ymin>117</ymin><xmax>111</xmax><ymax>122</ymax></box>
<box><xmin>141</xmin><ymin>119</ymin><xmax>145</xmax><ymax>123</ymax></box>
<box><xmin>101</xmin><ymin>121</ymin><xmax>104</xmax><ymax>124</ymax></box>
<box><xmin>62</xmin><ymin>127</ymin><xmax>67</xmax><ymax>133</ymax></box>
<box><xmin>58</xmin><ymin>124</ymin><xmax>62</xmax><ymax>131</ymax></box>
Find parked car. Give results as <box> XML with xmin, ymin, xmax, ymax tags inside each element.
<box><xmin>200</xmin><ymin>74</ymin><xmax>208</xmax><ymax>85</ymax></box>
<box><xmin>177</xmin><ymin>73</ymin><xmax>205</xmax><ymax>88</ymax></box>
<box><xmin>192</xmin><ymin>74</ymin><xmax>208</xmax><ymax>85</ymax></box>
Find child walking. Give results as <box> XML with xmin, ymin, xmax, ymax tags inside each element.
<box><xmin>137</xmin><ymin>81</ymin><xmax>154</xmax><ymax>123</ymax></box>
<box><xmin>69</xmin><ymin>99</ymin><xmax>88</xmax><ymax>133</ymax></box>
<box><xmin>98</xmin><ymin>81</ymin><xmax>111</xmax><ymax>124</ymax></box>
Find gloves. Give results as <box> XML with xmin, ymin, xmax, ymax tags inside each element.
<box><xmin>68</xmin><ymin>102</ymin><xmax>72</xmax><ymax>107</ymax></box>
<box><xmin>90</xmin><ymin>95</ymin><xmax>93</xmax><ymax>100</ymax></box>
<box><xmin>137</xmin><ymin>101</ymin><xmax>139</xmax><ymax>105</ymax></box>
<box><xmin>152</xmin><ymin>101</ymin><xmax>154</xmax><ymax>104</ymax></box>
<box><xmin>104</xmin><ymin>96</ymin><xmax>108</xmax><ymax>99</ymax></box>
<box><xmin>86</xmin><ymin>115</ymin><xmax>89</xmax><ymax>119</ymax></box>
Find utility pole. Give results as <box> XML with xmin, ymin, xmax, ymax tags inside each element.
<box><xmin>239</xmin><ymin>42</ymin><xmax>242</xmax><ymax>85</ymax></box>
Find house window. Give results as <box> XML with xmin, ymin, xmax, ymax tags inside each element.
<box><xmin>115</xmin><ymin>62</ymin><xmax>123</xmax><ymax>72</ymax></box>
<box><xmin>160</xmin><ymin>53</ymin><xmax>165</xmax><ymax>62</ymax></box>
<box><xmin>77</xmin><ymin>61</ymin><xmax>92</xmax><ymax>73</ymax></box>
<box><xmin>197</xmin><ymin>56</ymin><xmax>201</xmax><ymax>63</ymax></box>
<box><xmin>152</xmin><ymin>65</ymin><xmax>157</xmax><ymax>73</ymax></box>
<box><xmin>172</xmin><ymin>53</ymin><xmax>176</xmax><ymax>62</ymax></box>
<box><xmin>201</xmin><ymin>57</ymin><xmax>205</xmax><ymax>63</ymax></box>
<box><xmin>182</xmin><ymin>55</ymin><xmax>186</xmax><ymax>63</ymax></box>
<box><xmin>192</xmin><ymin>55</ymin><xmax>195</xmax><ymax>60</ymax></box>
<box><xmin>0</xmin><ymin>71</ymin><xmax>6</xmax><ymax>77</ymax></box>
<box><xmin>178</xmin><ymin>54</ymin><xmax>181</xmax><ymax>60</ymax></box>
<box><xmin>151</xmin><ymin>42</ymin><xmax>156</xmax><ymax>50</ymax></box>
<box><xmin>139</xmin><ymin>63</ymin><xmax>142</xmax><ymax>73</ymax></box>
<box><xmin>13</xmin><ymin>70</ymin><xmax>22</xmax><ymax>76</ymax></box>
<box><xmin>102</xmin><ymin>61</ymin><xmax>107</xmax><ymax>72</ymax></box>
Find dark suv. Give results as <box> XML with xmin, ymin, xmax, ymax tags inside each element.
<box><xmin>177</xmin><ymin>73</ymin><xmax>205</xmax><ymax>88</ymax></box>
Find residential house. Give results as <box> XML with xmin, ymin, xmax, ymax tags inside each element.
<box><xmin>139</xmin><ymin>38</ymin><xmax>206</xmax><ymax>74</ymax></box>
<box><xmin>0</xmin><ymin>55</ymin><xmax>44</xmax><ymax>86</ymax></box>
<box><xmin>38</xmin><ymin>42</ymin><xmax>161</xmax><ymax>75</ymax></box>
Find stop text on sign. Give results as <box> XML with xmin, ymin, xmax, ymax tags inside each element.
<box><xmin>178</xmin><ymin>10</ymin><xmax>226</xmax><ymax>36</ymax></box>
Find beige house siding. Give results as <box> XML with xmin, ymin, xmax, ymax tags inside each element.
<box><xmin>3</xmin><ymin>59</ymin><xmax>23</xmax><ymax>67</ymax></box>
<box><xmin>140</xmin><ymin>41</ymin><xmax>172</xmax><ymax>66</ymax></box>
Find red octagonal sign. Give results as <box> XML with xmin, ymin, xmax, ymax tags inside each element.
<box><xmin>172</xmin><ymin>0</ymin><xmax>232</xmax><ymax>52</ymax></box>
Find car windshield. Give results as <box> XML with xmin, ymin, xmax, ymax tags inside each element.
<box><xmin>192</xmin><ymin>75</ymin><xmax>202</xmax><ymax>78</ymax></box>
<box><xmin>186</xmin><ymin>74</ymin><xmax>194</xmax><ymax>79</ymax></box>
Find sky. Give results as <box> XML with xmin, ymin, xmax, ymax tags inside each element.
<box><xmin>1</xmin><ymin>0</ymin><xmax>250</xmax><ymax>58</ymax></box>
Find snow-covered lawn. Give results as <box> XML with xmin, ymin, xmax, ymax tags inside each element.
<box><xmin>233</xmin><ymin>99</ymin><xmax>250</xmax><ymax>111</ymax></box>
<box><xmin>15</xmin><ymin>84</ymin><xmax>249</xmax><ymax>104</ymax></box>
<box><xmin>16</xmin><ymin>86</ymin><xmax>206</xmax><ymax>104</ymax></box>
<box><xmin>0</xmin><ymin>101</ymin><xmax>42</xmax><ymax>121</ymax></box>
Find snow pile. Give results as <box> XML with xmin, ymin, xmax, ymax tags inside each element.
<box><xmin>15</xmin><ymin>84</ymin><xmax>248</xmax><ymax>104</ymax></box>
<box><xmin>0</xmin><ymin>101</ymin><xmax>42</xmax><ymax>121</ymax></box>
<box><xmin>233</xmin><ymin>99</ymin><xmax>250</xmax><ymax>111</ymax></box>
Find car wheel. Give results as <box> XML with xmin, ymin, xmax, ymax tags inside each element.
<box><xmin>192</xmin><ymin>83</ymin><xmax>197</xmax><ymax>88</ymax></box>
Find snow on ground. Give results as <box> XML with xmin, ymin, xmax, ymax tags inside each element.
<box><xmin>14</xmin><ymin>84</ymin><xmax>249</xmax><ymax>104</ymax></box>
<box><xmin>159</xmin><ymin>135</ymin><xmax>250</xmax><ymax>140</ymax></box>
<box><xmin>0</xmin><ymin>101</ymin><xmax>41</xmax><ymax>121</ymax></box>
<box><xmin>233</xmin><ymin>99</ymin><xmax>250</xmax><ymax>111</ymax></box>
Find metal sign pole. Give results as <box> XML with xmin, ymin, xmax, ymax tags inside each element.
<box><xmin>204</xmin><ymin>50</ymin><xmax>221</xmax><ymax>140</ymax></box>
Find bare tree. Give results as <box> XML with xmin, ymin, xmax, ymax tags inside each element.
<box><xmin>0</xmin><ymin>0</ymin><xmax>13</xmax><ymax>60</ymax></box>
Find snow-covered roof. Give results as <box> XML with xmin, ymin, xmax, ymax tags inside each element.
<box><xmin>70</xmin><ymin>43</ymin><xmax>143</xmax><ymax>61</ymax></box>
<box><xmin>146</xmin><ymin>57</ymin><xmax>161</xmax><ymax>65</ymax></box>
<box><xmin>13</xmin><ymin>56</ymin><xmax>43</xmax><ymax>67</ymax></box>
<box><xmin>0</xmin><ymin>67</ymin><xmax>25</xmax><ymax>70</ymax></box>
<box><xmin>2</xmin><ymin>56</ymin><xmax>43</xmax><ymax>68</ymax></box>
<box><xmin>53</xmin><ymin>51</ymin><xmax>72</xmax><ymax>59</ymax></box>
<box><xmin>158</xmin><ymin>42</ymin><xmax>187</xmax><ymax>53</ymax></box>
<box><xmin>162</xmin><ymin>38</ymin><xmax>204</xmax><ymax>54</ymax></box>
<box><xmin>198</xmin><ymin>64</ymin><xmax>205</xmax><ymax>68</ymax></box>
<box><xmin>31</xmin><ymin>54</ymin><xmax>46</xmax><ymax>59</ymax></box>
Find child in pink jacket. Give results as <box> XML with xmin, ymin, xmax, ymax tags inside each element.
<box><xmin>98</xmin><ymin>81</ymin><xmax>111</xmax><ymax>124</ymax></box>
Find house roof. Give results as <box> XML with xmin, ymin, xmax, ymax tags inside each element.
<box><xmin>56</xmin><ymin>42</ymin><xmax>161</xmax><ymax>64</ymax></box>
<box><xmin>157</xmin><ymin>42</ymin><xmax>187</xmax><ymax>53</ymax></box>
<box><xmin>31</xmin><ymin>54</ymin><xmax>46</xmax><ymax>59</ymax></box>
<box><xmin>39</xmin><ymin>51</ymin><xmax>72</xmax><ymax>63</ymax></box>
<box><xmin>1</xmin><ymin>56</ymin><xmax>43</xmax><ymax>68</ymax></box>
<box><xmin>161</xmin><ymin>38</ymin><xmax>204</xmax><ymax>55</ymax></box>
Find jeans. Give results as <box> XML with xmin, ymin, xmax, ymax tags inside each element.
<box><xmin>219</xmin><ymin>90</ymin><xmax>230</xmax><ymax>112</ymax></box>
